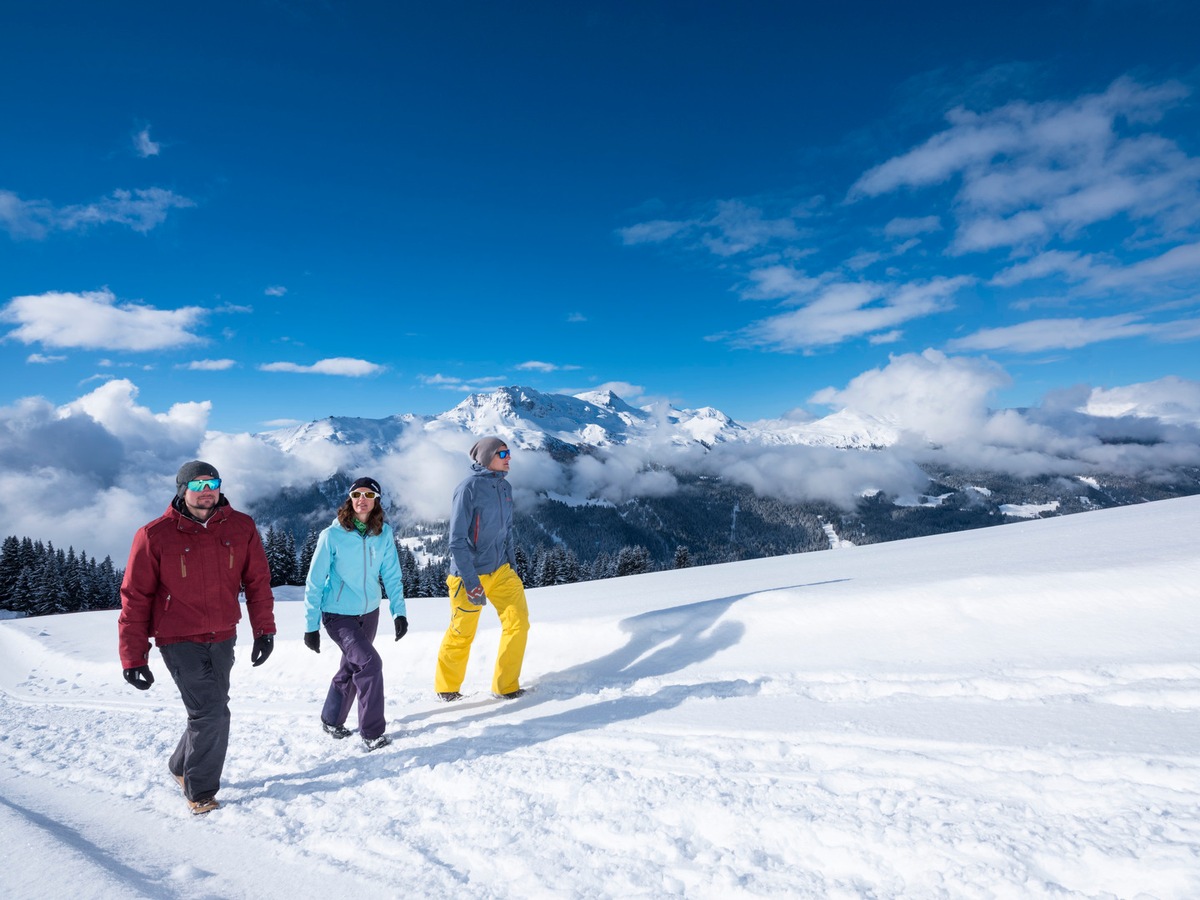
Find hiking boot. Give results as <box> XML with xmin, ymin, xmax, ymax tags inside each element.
<box><xmin>321</xmin><ymin>719</ymin><xmax>352</xmax><ymax>739</ymax></box>
<box><xmin>187</xmin><ymin>796</ymin><xmax>220</xmax><ymax>816</ymax></box>
<box><xmin>437</xmin><ymin>691</ymin><xmax>463</xmax><ymax>702</ymax></box>
<box><xmin>493</xmin><ymin>688</ymin><xmax>527</xmax><ymax>700</ymax></box>
<box><xmin>362</xmin><ymin>734</ymin><xmax>391</xmax><ymax>752</ymax></box>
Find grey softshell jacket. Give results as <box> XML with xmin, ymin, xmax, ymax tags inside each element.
<box><xmin>447</xmin><ymin>466</ymin><xmax>516</xmax><ymax>593</ymax></box>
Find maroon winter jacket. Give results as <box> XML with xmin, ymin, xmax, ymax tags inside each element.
<box><xmin>118</xmin><ymin>496</ymin><xmax>276</xmax><ymax>669</ymax></box>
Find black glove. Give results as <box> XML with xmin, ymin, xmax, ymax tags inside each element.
<box><xmin>465</xmin><ymin>584</ymin><xmax>487</xmax><ymax>606</ymax></box>
<box><xmin>394</xmin><ymin>615</ymin><xmax>408</xmax><ymax>641</ymax></box>
<box><xmin>251</xmin><ymin>634</ymin><xmax>274</xmax><ymax>667</ymax></box>
<box><xmin>123</xmin><ymin>665</ymin><xmax>154</xmax><ymax>690</ymax></box>
<box><xmin>304</xmin><ymin>630</ymin><xmax>320</xmax><ymax>653</ymax></box>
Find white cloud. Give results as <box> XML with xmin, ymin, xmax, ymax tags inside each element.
<box><xmin>134</xmin><ymin>127</ymin><xmax>161</xmax><ymax>158</ymax></box>
<box><xmin>742</xmin><ymin>265</ymin><xmax>825</xmax><ymax>301</ymax></box>
<box><xmin>618</xmin><ymin>199</ymin><xmax>801</xmax><ymax>257</ymax></box>
<box><xmin>850</xmin><ymin>77</ymin><xmax>1200</xmax><ymax>256</ymax></box>
<box><xmin>811</xmin><ymin>350</ymin><xmax>1010</xmax><ymax>445</ymax></box>
<box><xmin>60</xmin><ymin>379</ymin><xmax>211</xmax><ymax>449</ymax></box>
<box><xmin>1082</xmin><ymin>376</ymin><xmax>1200</xmax><ymax>426</ymax></box>
<box><xmin>587</xmin><ymin>381</ymin><xmax>647</xmax><ymax>404</ymax></box>
<box><xmin>0</xmin><ymin>187</ymin><xmax>194</xmax><ymax>239</ymax></box>
<box><xmin>179</xmin><ymin>359</ymin><xmax>237</xmax><ymax>371</ymax></box>
<box><xmin>1087</xmin><ymin>241</ymin><xmax>1200</xmax><ymax>290</ymax></box>
<box><xmin>947</xmin><ymin>314</ymin><xmax>1157</xmax><ymax>352</ymax></box>
<box><xmin>0</xmin><ymin>380</ymin><xmax>216</xmax><ymax>560</ymax></box>
<box><xmin>1</xmin><ymin>288</ymin><xmax>206</xmax><ymax>351</ymax></box>
<box><xmin>517</xmin><ymin>361</ymin><xmax>581</xmax><ymax>374</ymax></box>
<box><xmin>700</xmin><ymin>200</ymin><xmax>801</xmax><ymax>257</ymax></box>
<box><xmin>265</xmin><ymin>285</ymin><xmax>287</xmax><ymax>297</ymax></box>
<box><xmin>989</xmin><ymin>250</ymin><xmax>1101</xmax><ymax>287</ymax></box>
<box><xmin>419</xmin><ymin>373</ymin><xmax>508</xmax><ymax>392</ymax></box>
<box><xmin>734</xmin><ymin>276</ymin><xmax>972</xmax><ymax>350</ymax></box>
<box><xmin>27</xmin><ymin>353</ymin><xmax>66</xmax><ymax>364</ymax></box>
<box><xmin>260</xmin><ymin>358</ymin><xmax>386</xmax><ymax>376</ymax></box>
<box><xmin>616</xmin><ymin>219</ymin><xmax>694</xmax><ymax>245</ymax></box>
<box><xmin>883</xmin><ymin>216</ymin><xmax>942</xmax><ymax>239</ymax></box>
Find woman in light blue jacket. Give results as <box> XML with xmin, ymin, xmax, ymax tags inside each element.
<box><xmin>303</xmin><ymin>476</ymin><xmax>407</xmax><ymax>752</ymax></box>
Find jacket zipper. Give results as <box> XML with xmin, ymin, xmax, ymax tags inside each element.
<box><xmin>361</xmin><ymin>533</ymin><xmax>370</xmax><ymax>615</ymax></box>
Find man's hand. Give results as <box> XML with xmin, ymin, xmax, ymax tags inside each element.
<box><xmin>304</xmin><ymin>630</ymin><xmax>320</xmax><ymax>653</ymax></box>
<box><xmin>123</xmin><ymin>666</ymin><xmax>154</xmax><ymax>690</ymax></box>
<box><xmin>251</xmin><ymin>634</ymin><xmax>274</xmax><ymax>667</ymax></box>
<box><xmin>394</xmin><ymin>615</ymin><xmax>408</xmax><ymax>641</ymax></box>
<box><xmin>466</xmin><ymin>585</ymin><xmax>487</xmax><ymax>606</ymax></box>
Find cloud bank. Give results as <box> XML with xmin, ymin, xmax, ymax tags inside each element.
<box><xmin>2</xmin><ymin>359</ymin><xmax>1197</xmax><ymax>566</ymax></box>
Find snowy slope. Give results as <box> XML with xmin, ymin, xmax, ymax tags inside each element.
<box><xmin>2</xmin><ymin>496</ymin><xmax>1199</xmax><ymax>898</ymax></box>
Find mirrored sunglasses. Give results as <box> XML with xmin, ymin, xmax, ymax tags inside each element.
<box><xmin>496</xmin><ymin>449</ymin><xmax>511</xmax><ymax>459</ymax></box>
<box><xmin>186</xmin><ymin>478</ymin><xmax>221</xmax><ymax>492</ymax></box>
<box><xmin>349</xmin><ymin>490</ymin><xmax>378</xmax><ymax>500</ymax></box>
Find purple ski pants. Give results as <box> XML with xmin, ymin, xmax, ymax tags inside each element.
<box><xmin>320</xmin><ymin>608</ymin><xmax>386</xmax><ymax>740</ymax></box>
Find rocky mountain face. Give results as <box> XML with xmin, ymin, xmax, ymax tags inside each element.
<box><xmin>248</xmin><ymin>385</ymin><xmax>1200</xmax><ymax>573</ymax></box>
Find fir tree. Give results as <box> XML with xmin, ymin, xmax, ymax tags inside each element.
<box><xmin>0</xmin><ymin>535</ymin><xmax>22</xmax><ymax>608</ymax></box>
<box><xmin>616</xmin><ymin>545</ymin><xmax>652</xmax><ymax>577</ymax></box>
<box><xmin>9</xmin><ymin>568</ymin><xmax>36</xmax><ymax>615</ymax></box>
<box><xmin>282</xmin><ymin>530</ymin><xmax>299</xmax><ymax>584</ymax></box>
<box><xmin>298</xmin><ymin>529</ymin><xmax>319</xmax><ymax>583</ymax></box>
<box><xmin>514</xmin><ymin>544</ymin><xmax>532</xmax><ymax>585</ymax></box>
<box><xmin>398</xmin><ymin>546</ymin><xmax>419</xmax><ymax>599</ymax></box>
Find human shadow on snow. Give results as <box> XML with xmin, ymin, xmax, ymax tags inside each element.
<box><xmin>241</xmin><ymin>579</ymin><xmax>846</xmax><ymax>801</ymax></box>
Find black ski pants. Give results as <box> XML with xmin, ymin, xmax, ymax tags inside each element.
<box><xmin>161</xmin><ymin>636</ymin><xmax>235</xmax><ymax>803</ymax></box>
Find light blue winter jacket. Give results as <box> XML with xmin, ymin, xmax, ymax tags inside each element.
<box><xmin>448</xmin><ymin>466</ymin><xmax>517</xmax><ymax>593</ymax></box>
<box><xmin>303</xmin><ymin>519</ymin><xmax>406</xmax><ymax>632</ymax></box>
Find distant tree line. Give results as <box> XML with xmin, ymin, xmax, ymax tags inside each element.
<box><xmin>0</xmin><ymin>535</ymin><xmax>122</xmax><ymax>617</ymax></box>
<box><xmin>264</xmin><ymin>525</ymin><xmax>453</xmax><ymax>597</ymax></box>
<box><xmin>263</xmin><ymin>525</ymin><xmax>692</xmax><ymax>596</ymax></box>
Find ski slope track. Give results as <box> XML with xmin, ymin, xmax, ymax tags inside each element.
<box><xmin>2</xmin><ymin>497</ymin><xmax>1199</xmax><ymax>898</ymax></box>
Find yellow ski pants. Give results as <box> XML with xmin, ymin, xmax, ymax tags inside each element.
<box><xmin>435</xmin><ymin>564</ymin><xmax>529</xmax><ymax>696</ymax></box>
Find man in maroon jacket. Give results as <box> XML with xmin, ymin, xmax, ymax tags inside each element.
<box><xmin>118</xmin><ymin>460</ymin><xmax>276</xmax><ymax>815</ymax></box>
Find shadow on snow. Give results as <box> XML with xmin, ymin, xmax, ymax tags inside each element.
<box><xmin>240</xmin><ymin>579</ymin><xmax>846</xmax><ymax>801</ymax></box>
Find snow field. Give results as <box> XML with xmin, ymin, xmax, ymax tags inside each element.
<box><xmin>1</xmin><ymin>495</ymin><xmax>1199</xmax><ymax>898</ymax></box>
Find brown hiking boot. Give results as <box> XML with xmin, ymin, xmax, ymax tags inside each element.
<box><xmin>186</xmin><ymin>796</ymin><xmax>220</xmax><ymax>816</ymax></box>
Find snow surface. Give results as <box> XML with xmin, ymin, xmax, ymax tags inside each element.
<box><xmin>1000</xmin><ymin>501</ymin><xmax>1062</xmax><ymax>519</ymax></box>
<box><xmin>3</xmin><ymin>496</ymin><xmax>1200</xmax><ymax>899</ymax></box>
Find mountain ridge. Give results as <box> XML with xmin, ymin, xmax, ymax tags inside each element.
<box><xmin>257</xmin><ymin>384</ymin><xmax>902</xmax><ymax>454</ymax></box>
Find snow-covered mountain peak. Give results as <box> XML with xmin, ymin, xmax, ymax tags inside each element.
<box><xmin>748</xmin><ymin>407</ymin><xmax>901</xmax><ymax>449</ymax></box>
<box><xmin>439</xmin><ymin>385</ymin><xmax>650</xmax><ymax>448</ymax></box>
<box><xmin>260</xmin><ymin>413</ymin><xmax>422</xmax><ymax>453</ymax></box>
<box><xmin>253</xmin><ymin>385</ymin><xmax>908</xmax><ymax>464</ymax></box>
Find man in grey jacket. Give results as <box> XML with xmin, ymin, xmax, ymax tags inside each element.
<box><xmin>435</xmin><ymin>437</ymin><xmax>530</xmax><ymax>701</ymax></box>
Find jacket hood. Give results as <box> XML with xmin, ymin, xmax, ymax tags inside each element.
<box><xmin>470</xmin><ymin>464</ymin><xmax>508</xmax><ymax>478</ymax></box>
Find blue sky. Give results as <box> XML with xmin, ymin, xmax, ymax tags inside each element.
<box><xmin>3</xmin><ymin>0</ymin><xmax>1200</xmax><ymax>434</ymax></box>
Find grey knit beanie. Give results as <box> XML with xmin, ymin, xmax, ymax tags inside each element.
<box><xmin>469</xmin><ymin>437</ymin><xmax>507</xmax><ymax>467</ymax></box>
<box><xmin>176</xmin><ymin>460</ymin><xmax>220</xmax><ymax>497</ymax></box>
